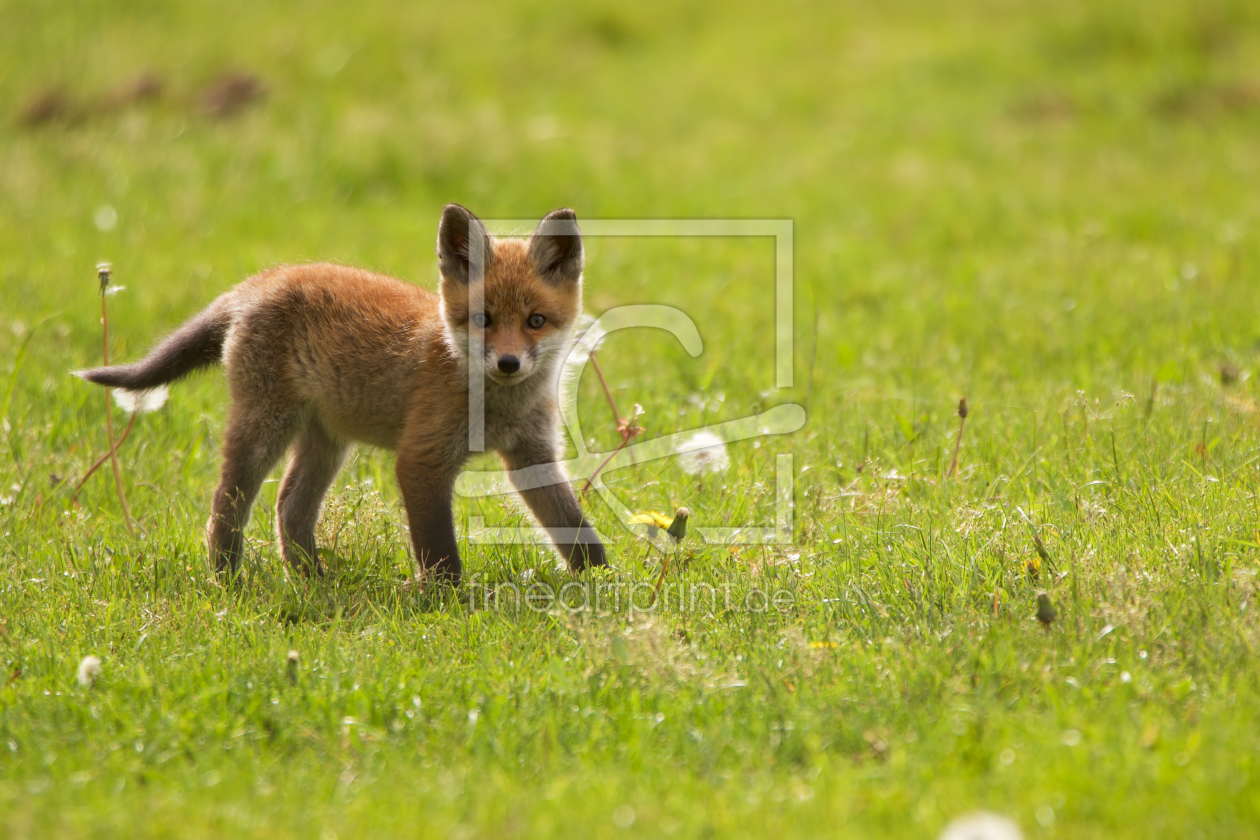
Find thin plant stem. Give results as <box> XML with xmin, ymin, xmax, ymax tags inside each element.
<box><xmin>582</xmin><ymin>435</ymin><xmax>630</xmax><ymax>497</ymax></box>
<box><xmin>947</xmin><ymin>397</ymin><xmax>969</xmax><ymax>479</ymax></box>
<box><xmin>648</xmin><ymin>551</ymin><xmax>673</xmax><ymax>606</ymax></box>
<box><xmin>99</xmin><ymin>269</ymin><xmax>135</xmax><ymax>536</ymax></box>
<box><xmin>589</xmin><ymin>352</ymin><xmax>620</xmax><ymax>423</ymax></box>
<box><xmin>581</xmin><ymin>350</ymin><xmax>644</xmax><ymax>497</ymax></box>
<box><xmin>70</xmin><ymin>411</ymin><xmax>136</xmax><ymax>504</ymax></box>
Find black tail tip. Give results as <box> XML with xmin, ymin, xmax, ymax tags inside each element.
<box><xmin>74</xmin><ymin>366</ymin><xmax>127</xmax><ymax>388</ymax></box>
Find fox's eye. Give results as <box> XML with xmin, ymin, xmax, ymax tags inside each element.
<box><xmin>527</xmin><ymin>314</ymin><xmax>546</xmax><ymax>329</ymax></box>
<box><xmin>471</xmin><ymin>313</ymin><xmax>489</xmax><ymax>328</ymax></box>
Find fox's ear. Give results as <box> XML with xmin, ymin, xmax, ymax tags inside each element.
<box><xmin>529</xmin><ymin>208</ymin><xmax>583</xmax><ymax>286</ymax></box>
<box><xmin>437</xmin><ymin>204</ymin><xmax>493</xmax><ymax>284</ymax></box>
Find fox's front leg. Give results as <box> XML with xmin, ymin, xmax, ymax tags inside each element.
<box><xmin>502</xmin><ymin>444</ymin><xmax>607</xmax><ymax>572</ymax></box>
<box><xmin>395</xmin><ymin>443</ymin><xmax>464</xmax><ymax>585</ymax></box>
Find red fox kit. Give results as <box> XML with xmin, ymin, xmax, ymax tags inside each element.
<box><xmin>78</xmin><ymin>205</ymin><xmax>607</xmax><ymax>584</ymax></box>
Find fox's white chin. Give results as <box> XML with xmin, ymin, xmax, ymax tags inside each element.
<box><xmin>487</xmin><ymin>371</ymin><xmax>527</xmax><ymax>386</ymax></box>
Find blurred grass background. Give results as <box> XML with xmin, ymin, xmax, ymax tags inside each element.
<box><xmin>3</xmin><ymin>0</ymin><xmax>1260</xmax><ymax>837</ymax></box>
<box><xmin>4</xmin><ymin>0</ymin><xmax>1260</xmax><ymax>394</ymax></box>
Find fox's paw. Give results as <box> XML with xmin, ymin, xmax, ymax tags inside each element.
<box><xmin>568</xmin><ymin>539</ymin><xmax>608</xmax><ymax>572</ymax></box>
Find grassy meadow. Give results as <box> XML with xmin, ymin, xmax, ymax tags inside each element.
<box><xmin>3</xmin><ymin>0</ymin><xmax>1260</xmax><ymax>836</ymax></box>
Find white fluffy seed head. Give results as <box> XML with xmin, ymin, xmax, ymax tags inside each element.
<box><xmin>677</xmin><ymin>430</ymin><xmax>730</xmax><ymax>475</ymax></box>
<box><xmin>938</xmin><ymin>812</ymin><xmax>1023</xmax><ymax>840</ymax></box>
<box><xmin>112</xmin><ymin>385</ymin><xmax>169</xmax><ymax>415</ymax></box>
<box><xmin>77</xmin><ymin>655</ymin><xmax>102</xmax><ymax>688</ymax></box>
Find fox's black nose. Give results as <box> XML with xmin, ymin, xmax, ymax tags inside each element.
<box><xmin>497</xmin><ymin>356</ymin><xmax>520</xmax><ymax>374</ymax></box>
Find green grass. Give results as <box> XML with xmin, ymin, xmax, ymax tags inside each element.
<box><xmin>3</xmin><ymin>0</ymin><xmax>1260</xmax><ymax>836</ymax></box>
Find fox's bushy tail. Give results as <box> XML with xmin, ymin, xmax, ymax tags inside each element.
<box><xmin>77</xmin><ymin>300</ymin><xmax>230</xmax><ymax>391</ymax></box>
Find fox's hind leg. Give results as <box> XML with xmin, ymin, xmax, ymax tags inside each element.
<box><xmin>209</xmin><ymin>399</ymin><xmax>300</xmax><ymax>577</ymax></box>
<box><xmin>276</xmin><ymin>418</ymin><xmax>349</xmax><ymax>576</ymax></box>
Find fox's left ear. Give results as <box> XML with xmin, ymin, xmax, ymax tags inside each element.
<box><xmin>438</xmin><ymin>203</ymin><xmax>493</xmax><ymax>285</ymax></box>
<box><xmin>529</xmin><ymin>208</ymin><xmax>584</xmax><ymax>286</ymax></box>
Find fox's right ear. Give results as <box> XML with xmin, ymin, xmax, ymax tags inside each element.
<box><xmin>437</xmin><ymin>204</ymin><xmax>493</xmax><ymax>284</ymax></box>
<box><xmin>528</xmin><ymin>208</ymin><xmax>583</xmax><ymax>286</ymax></box>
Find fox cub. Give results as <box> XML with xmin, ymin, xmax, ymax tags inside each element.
<box><xmin>79</xmin><ymin>205</ymin><xmax>607</xmax><ymax>584</ymax></box>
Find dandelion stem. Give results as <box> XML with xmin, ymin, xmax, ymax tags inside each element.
<box><xmin>581</xmin><ymin>350</ymin><xmax>644</xmax><ymax>496</ymax></box>
<box><xmin>648</xmin><ymin>553</ymin><xmax>673</xmax><ymax>606</ymax></box>
<box><xmin>589</xmin><ymin>352</ymin><xmax>621</xmax><ymax>425</ymax></box>
<box><xmin>98</xmin><ymin>267</ymin><xmax>135</xmax><ymax>536</ymax></box>
<box><xmin>582</xmin><ymin>434</ymin><xmax>630</xmax><ymax>498</ymax></box>
<box><xmin>947</xmin><ymin>397</ymin><xmax>968</xmax><ymax>479</ymax></box>
<box><xmin>70</xmin><ymin>411</ymin><xmax>136</xmax><ymax>504</ymax></box>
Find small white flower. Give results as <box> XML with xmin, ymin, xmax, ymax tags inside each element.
<box><xmin>676</xmin><ymin>430</ymin><xmax>730</xmax><ymax>475</ymax></box>
<box><xmin>77</xmin><ymin>655</ymin><xmax>102</xmax><ymax>687</ymax></box>
<box><xmin>938</xmin><ymin>812</ymin><xmax>1023</xmax><ymax>840</ymax></box>
<box><xmin>112</xmin><ymin>385</ymin><xmax>169</xmax><ymax>414</ymax></box>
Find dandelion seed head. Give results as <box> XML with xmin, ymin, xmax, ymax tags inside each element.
<box><xmin>287</xmin><ymin>650</ymin><xmax>299</xmax><ymax>666</ymax></box>
<box><xmin>77</xmin><ymin>655</ymin><xmax>102</xmax><ymax>687</ymax></box>
<box><xmin>112</xmin><ymin>385</ymin><xmax>169</xmax><ymax>414</ymax></box>
<box><xmin>938</xmin><ymin>812</ymin><xmax>1023</xmax><ymax>840</ymax></box>
<box><xmin>97</xmin><ymin>262</ymin><xmax>112</xmax><ymax>294</ymax></box>
<box><xmin>677</xmin><ymin>429</ymin><xmax>730</xmax><ymax>475</ymax></box>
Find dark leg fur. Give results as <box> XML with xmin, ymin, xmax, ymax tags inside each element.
<box><xmin>276</xmin><ymin>419</ymin><xmax>349</xmax><ymax>576</ymax></box>
<box><xmin>395</xmin><ymin>452</ymin><xmax>463</xmax><ymax>584</ymax></box>
<box><xmin>502</xmin><ymin>448</ymin><xmax>607</xmax><ymax>572</ymax></box>
<box><xmin>208</xmin><ymin>401</ymin><xmax>300</xmax><ymax>576</ymax></box>
<box><xmin>77</xmin><ymin>300</ymin><xmax>229</xmax><ymax>390</ymax></box>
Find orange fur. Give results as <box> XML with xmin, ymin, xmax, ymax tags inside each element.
<box><xmin>78</xmin><ymin>205</ymin><xmax>606</xmax><ymax>584</ymax></box>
